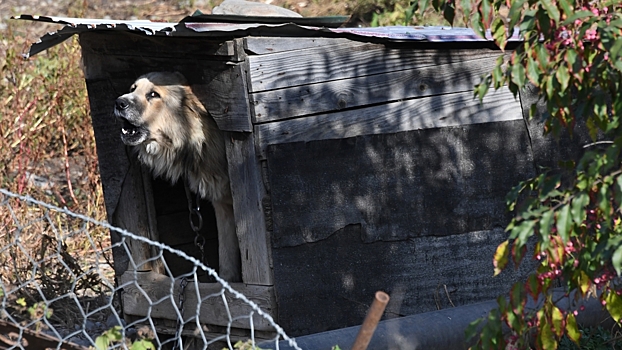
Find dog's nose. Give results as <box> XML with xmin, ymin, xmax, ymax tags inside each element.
<box><xmin>115</xmin><ymin>98</ymin><xmax>129</xmax><ymax>110</ymax></box>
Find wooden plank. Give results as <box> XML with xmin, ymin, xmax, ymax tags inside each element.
<box><xmin>518</xmin><ymin>85</ymin><xmax>592</xmax><ymax>172</ymax></box>
<box><xmin>255</xmin><ymin>87</ymin><xmax>523</xmax><ymax>158</ymax></box>
<box><xmin>248</xmin><ymin>45</ymin><xmax>501</xmax><ymax>92</ymax></box>
<box><xmin>120</xmin><ymin>271</ymin><xmax>277</xmax><ymax>331</ymax></box>
<box><xmin>80</xmin><ymin>35</ymin><xmax>252</xmax><ymax>132</ymax></box>
<box><xmin>244</xmin><ymin>36</ymin><xmax>366</xmax><ymax>55</ymax></box>
<box><xmin>271</xmin><ymin>227</ymin><xmax>537</xmax><ymax>336</ymax></box>
<box><xmin>79</xmin><ymin>31</ymin><xmax>235</xmax><ymax>60</ymax></box>
<box><xmin>112</xmin><ymin>159</ymin><xmax>164</xmax><ymax>274</ymax></box>
<box><xmin>84</xmin><ymin>73</ymin><xmax>160</xmax><ymax>275</ymax></box>
<box><xmin>225</xmin><ymin>132</ymin><xmax>273</xmax><ymax>285</ymax></box>
<box><xmin>192</xmin><ymin>62</ymin><xmax>253</xmax><ymax>132</ymax></box>
<box><xmin>251</xmin><ymin>56</ymin><xmax>498</xmax><ymax>123</ymax></box>
<box><xmin>265</xmin><ymin>120</ymin><xmax>534</xmax><ymax>247</ymax></box>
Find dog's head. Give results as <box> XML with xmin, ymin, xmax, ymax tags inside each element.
<box><xmin>114</xmin><ymin>71</ymin><xmax>206</xmax><ymax>148</ymax></box>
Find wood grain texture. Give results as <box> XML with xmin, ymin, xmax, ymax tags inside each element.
<box><xmin>120</xmin><ymin>271</ymin><xmax>277</xmax><ymax>331</ymax></box>
<box><xmin>251</xmin><ymin>56</ymin><xmax>498</xmax><ymax>123</ymax></box>
<box><xmin>248</xmin><ymin>45</ymin><xmax>500</xmax><ymax>92</ymax></box>
<box><xmin>255</xmin><ymin>87</ymin><xmax>523</xmax><ymax>158</ymax></box>
<box><xmin>265</xmin><ymin>120</ymin><xmax>534</xmax><ymax>248</ymax></box>
<box><xmin>244</xmin><ymin>36</ymin><xmax>366</xmax><ymax>55</ymax></box>
<box><xmin>112</xmin><ymin>159</ymin><xmax>163</xmax><ymax>274</ymax></box>
<box><xmin>518</xmin><ymin>85</ymin><xmax>592</xmax><ymax>171</ymax></box>
<box><xmin>272</xmin><ymin>227</ymin><xmax>537</xmax><ymax>336</ymax></box>
<box><xmin>225</xmin><ymin>132</ymin><xmax>273</xmax><ymax>285</ymax></box>
<box><xmin>80</xmin><ymin>33</ymin><xmax>252</xmax><ymax>132</ymax></box>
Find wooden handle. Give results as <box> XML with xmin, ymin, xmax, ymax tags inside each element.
<box><xmin>351</xmin><ymin>291</ymin><xmax>390</xmax><ymax>350</ymax></box>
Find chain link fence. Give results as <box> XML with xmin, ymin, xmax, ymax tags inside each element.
<box><xmin>0</xmin><ymin>188</ymin><xmax>301</xmax><ymax>350</ymax></box>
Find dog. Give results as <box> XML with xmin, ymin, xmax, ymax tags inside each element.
<box><xmin>113</xmin><ymin>71</ymin><xmax>241</xmax><ymax>282</ymax></box>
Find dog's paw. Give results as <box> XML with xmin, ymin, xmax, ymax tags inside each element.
<box><xmin>146</xmin><ymin>141</ymin><xmax>160</xmax><ymax>155</ymax></box>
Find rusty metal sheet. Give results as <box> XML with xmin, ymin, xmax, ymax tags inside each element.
<box><xmin>13</xmin><ymin>14</ymin><xmax>520</xmax><ymax>58</ymax></box>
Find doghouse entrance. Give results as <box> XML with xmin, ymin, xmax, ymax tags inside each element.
<box><xmin>150</xmin><ymin>176</ymin><xmax>220</xmax><ymax>282</ymax></box>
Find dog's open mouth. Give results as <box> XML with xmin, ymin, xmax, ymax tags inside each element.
<box><xmin>118</xmin><ymin>117</ymin><xmax>148</xmax><ymax>146</ymax></box>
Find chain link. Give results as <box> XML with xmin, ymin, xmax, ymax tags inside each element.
<box><xmin>173</xmin><ymin>182</ymin><xmax>208</xmax><ymax>349</ymax></box>
<box><xmin>173</xmin><ymin>276</ymin><xmax>189</xmax><ymax>350</ymax></box>
<box><xmin>184</xmin><ymin>183</ymin><xmax>206</xmax><ymax>264</ymax></box>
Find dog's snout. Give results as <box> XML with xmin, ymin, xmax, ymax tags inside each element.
<box><xmin>115</xmin><ymin>97</ymin><xmax>129</xmax><ymax>111</ymax></box>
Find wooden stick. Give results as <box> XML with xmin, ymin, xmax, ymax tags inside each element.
<box><xmin>351</xmin><ymin>291</ymin><xmax>390</xmax><ymax>350</ymax></box>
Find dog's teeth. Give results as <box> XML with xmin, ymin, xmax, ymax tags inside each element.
<box><xmin>122</xmin><ymin>128</ymin><xmax>128</xmax><ymax>135</ymax></box>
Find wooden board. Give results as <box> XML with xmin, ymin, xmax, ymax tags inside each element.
<box><xmin>80</xmin><ymin>31</ymin><xmax>236</xmax><ymax>60</ymax></box>
<box><xmin>518</xmin><ymin>85</ymin><xmax>592</xmax><ymax>171</ymax></box>
<box><xmin>265</xmin><ymin>119</ymin><xmax>535</xmax><ymax>248</ymax></box>
<box><xmin>250</xmin><ymin>55</ymin><xmax>499</xmax><ymax>123</ymax></box>
<box><xmin>255</xmin><ymin>87</ymin><xmax>523</xmax><ymax>158</ymax></box>
<box><xmin>271</xmin><ymin>227</ymin><xmax>537</xmax><ymax>336</ymax></box>
<box><xmin>244</xmin><ymin>36</ymin><xmax>367</xmax><ymax>55</ymax></box>
<box><xmin>120</xmin><ymin>271</ymin><xmax>277</xmax><ymax>331</ymax></box>
<box><xmin>84</xmin><ymin>77</ymin><xmax>162</xmax><ymax>275</ymax></box>
<box><xmin>248</xmin><ymin>45</ymin><xmax>501</xmax><ymax>92</ymax></box>
<box><xmin>80</xmin><ymin>33</ymin><xmax>252</xmax><ymax>132</ymax></box>
<box><xmin>225</xmin><ymin>132</ymin><xmax>273</xmax><ymax>285</ymax></box>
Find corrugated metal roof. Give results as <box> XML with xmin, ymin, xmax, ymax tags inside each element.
<box><xmin>14</xmin><ymin>14</ymin><xmax>520</xmax><ymax>58</ymax></box>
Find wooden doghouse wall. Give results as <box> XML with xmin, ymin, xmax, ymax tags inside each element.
<box><xmin>243</xmin><ymin>37</ymin><xmax>591</xmax><ymax>336</ymax></box>
<box><xmin>79</xmin><ymin>31</ymin><xmax>275</xmax><ymax>331</ymax></box>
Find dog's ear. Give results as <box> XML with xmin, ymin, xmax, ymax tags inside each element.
<box><xmin>182</xmin><ymin>86</ymin><xmax>209</xmax><ymax>120</ymax></box>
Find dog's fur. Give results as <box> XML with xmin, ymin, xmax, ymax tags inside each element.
<box><xmin>114</xmin><ymin>71</ymin><xmax>241</xmax><ymax>282</ymax></box>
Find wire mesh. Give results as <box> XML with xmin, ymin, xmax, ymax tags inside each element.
<box><xmin>0</xmin><ymin>188</ymin><xmax>301</xmax><ymax>350</ymax></box>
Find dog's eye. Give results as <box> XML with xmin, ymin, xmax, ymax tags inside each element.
<box><xmin>147</xmin><ymin>91</ymin><xmax>160</xmax><ymax>99</ymax></box>
<box><xmin>129</xmin><ymin>85</ymin><xmax>136</xmax><ymax>93</ymax></box>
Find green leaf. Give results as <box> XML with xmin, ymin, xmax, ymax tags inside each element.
<box><xmin>556</xmin><ymin>204</ymin><xmax>572</xmax><ymax>243</ymax></box>
<box><xmin>95</xmin><ymin>335</ymin><xmax>110</xmax><ymax>350</ymax></box>
<box><xmin>526</xmin><ymin>274</ymin><xmax>541</xmax><ymax>301</ymax></box>
<box><xmin>539</xmin><ymin>210</ymin><xmax>554</xmax><ymax>242</ymax></box>
<box><xmin>610</xmin><ymin>38</ymin><xmax>622</xmax><ymax>62</ymax></box>
<box><xmin>566</xmin><ymin>313</ymin><xmax>581</xmax><ymax>344</ymax></box>
<box><xmin>570</xmin><ymin>193</ymin><xmax>589</xmax><ymax>225</ymax></box>
<box><xmin>471</xmin><ymin>11</ymin><xmax>486</xmax><ymax>38</ymax></box>
<box><xmin>615</xmin><ymin>174</ymin><xmax>622</xmax><ymax>205</ymax></box>
<box><xmin>551</xmin><ymin>306</ymin><xmax>564</xmax><ymax>337</ymax></box>
<box><xmin>443</xmin><ymin>2</ymin><xmax>455</xmax><ymax>26</ymax></box>
<box><xmin>511</xmin><ymin>220</ymin><xmax>536</xmax><ymax>245</ymax></box>
<box><xmin>538</xmin><ymin>318</ymin><xmax>557</xmax><ymax>350</ymax></box>
<box><xmin>561</xmin><ymin>10</ymin><xmax>594</xmax><ymax>26</ymax></box>
<box><xmin>491</xmin><ymin>17</ymin><xmax>507</xmax><ymax>49</ymax></box>
<box><xmin>419</xmin><ymin>0</ymin><xmax>430</xmax><ymax>13</ymax></box>
<box><xmin>131</xmin><ymin>339</ymin><xmax>156</xmax><ymax>350</ymax></box>
<box><xmin>481</xmin><ymin>0</ymin><xmax>492</xmax><ymax>27</ymax></box>
<box><xmin>511</xmin><ymin>62</ymin><xmax>526</xmax><ymax>88</ymax></box>
<box><xmin>465</xmin><ymin>317</ymin><xmax>484</xmax><ymax>344</ymax></box>
<box><xmin>557</xmin><ymin>0</ymin><xmax>572</xmax><ymax>17</ymax></box>
<box><xmin>508</xmin><ymin>0</ymin><xmax>526</xmax><ymax>29</ymax></box>
<box><xmin>613</xmin><ymin>245</ymin><xmax>622</xmax><ymax>276</ymax></box>
<box><xmin>526</xmin><ymin>56</ymin><xmax>540</xmax><ymax>84</ymax></box>
<box><xmin>555</xmin><ymin>64</ymin><xmax>570</xmax><ymax>92</ymax></box>
<box><xmin>16</xmin><ymin>298</ymin><xmax>27</xmax><ymax>307</ymax></box>
<box><xmin>493</xmin><ymin>240</ymin><xmax>510</xmax><ymax>276</ymax></box>
<box><xmin>540</xmin><ymin>0</ymin><xmax>560</xmax><ymax>24</ymax></box>
<box><xmin>578</xmin><ymin>270</ymin><xmax>590</xmax><ymax>296</ymax></box>
<box><xmin>605</xmin><ymin>291</ymin><xmax>622</xmax><ymax>322</ymax></box>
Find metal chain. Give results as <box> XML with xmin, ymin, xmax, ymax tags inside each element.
<box><xmin>173</xmin><ymin>181</ymin><xmax>208</xmax><ymax>350</ymax></box>
<box><xmin>184</xmin><ymin>182</ymin><xmax>206</xmax><ymax>264</ymax></box>
<box><xmin>173</xmin><ymin>276</ymin><xmax>189</xmax><ymax>350</ymax></box>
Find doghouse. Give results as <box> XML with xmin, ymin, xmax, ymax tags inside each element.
<box><xmin>19</xmin><ymin>14</ymin><xmax>590</xmax><ymax>340</ymax></box>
